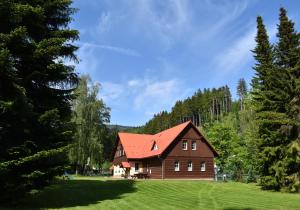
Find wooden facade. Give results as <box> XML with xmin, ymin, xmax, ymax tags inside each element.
<box><xmin>111</xmin><ymin>122</ymin><xmax>217</xmax><ymax>179</ymax></box>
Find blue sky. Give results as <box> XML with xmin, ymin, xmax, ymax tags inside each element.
<box><xmin>70</xmin><ymin>0</ymin><xmax>300</xmax><ymax>126</ymax></box>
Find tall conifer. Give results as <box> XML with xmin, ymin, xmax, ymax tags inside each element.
<box><xmin>0</xmin><ymin>0</ymin><xmax>78</xmax><ymax>201</ymax></box>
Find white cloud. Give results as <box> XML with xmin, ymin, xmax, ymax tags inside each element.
<box><xmin>134</xmin><ymin>79</ymin><xmax>179</xmax><ymax>110</ymax></box>
<box><xmin>75</xmin><ymin>42</ymin><xmax>99</xmax><ymax>74</ymax></box>
<box><xmin>98</xmin><ymin>74</ymin><xmax>190</xmax><ymax>120</ymax></box>
<box><xmin>215</xmin><ymin>28</ymin><xmax>256</xmax><ymax>75</ymax></box>
<box><xmin>128</xmin><ymin>79</ymin><xmax>141</xmax><ymax>87</ymax></box>
<box><xmin>100</xmin><ymin>82</ymin><xmax>124</xmax><ymax>101</ymax></box>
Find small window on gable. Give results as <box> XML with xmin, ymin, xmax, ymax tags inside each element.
<box><xmin>192</xmin><ymin>141</ymin><xmax>196</xmax><ymax>150</ymax></box>
<box><xmin>188</xmin><ymin>161</ymin><xmax>193</xmax><ymax>171</ymax></box>
<box><xmin>174</xmin><ymin>161</ymin><xmax>180</xmax><ymax>171</ymax></box>
<box><xmin>200</xmin><ymin>162</ymin><xmax>206</xmax><ymax>172</ymax></box>
<box><xmin>182</xmin><ymin>140</ymin><xmax>188</xmax><ymax>150</ymax></box>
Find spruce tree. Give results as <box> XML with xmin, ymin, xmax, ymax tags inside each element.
<box><xmin>252</xmin><ymin>15</ymin><xmax>286</xmax><ymax>191</ymax></box>
<box><xmin>0</xmin><ymin>0</ymin><xmax>78</xmax><ymax>201</ymax></box>
<box><xmin>275</xmin><ymin>7</ymin><xmax>300</xmax><ymax>192</ymax></box>
<box><xmin>252</xmin><ymin>9</ymin><xmax>300</xmax><ymax>192</ymax></box>
<box><xmin>237</xmin><ymin>78</ymin><xmax>247</xmax><ymax>110</ymax></box>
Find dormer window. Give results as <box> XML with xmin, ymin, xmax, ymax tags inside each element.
<box><xmin>182</xmin><ymin>140</ymin><xmax>188</xmax><ymax>150</ymax></box>
<box><xmin>152</xmin><ymin>141</ymin><xmax>158</xmax><ymax>150</ymax></box>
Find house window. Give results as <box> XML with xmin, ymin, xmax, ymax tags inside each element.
<box><xmin>135</xmin><ymin>163</ymin><xmax>139</xmax><ymax>172</ymax></box>
<box><xmin>122</xmin><ymin>149</ymin><xmax>125</xmax><ymax>156</ymax></box>
<box><xmin>182</xmin><ymin>140</ymin><xmax>188</xmax><ymax>150</ymax></box>
<box><xmin>153</xmin><ymin>143</ymin><xmax>158</xmax><ymax>150</ymax></box>
<box><xmin>200</xmin><ymin>162</ymin><xmax>206</xmax><ymax>171</ymax></box>
<box><xmin>191</xmin><ymin>141</ymin><xmax>196</xmax><ymax>150</ymax></box>
<box><xmin>188</xmin><ymin>161</ymin><xmax>193</xmax><ymax>171</ymax></box>
<box><xmin>174</xmin><ymin>161</ymin><xmax>180</xmax><ymax>171</ymax></box>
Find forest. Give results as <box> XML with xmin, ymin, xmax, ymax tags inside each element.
<box><xmin>0</xmin><ymin>0</ymin><xmax>299</xmax><ymax>204</ymax></box>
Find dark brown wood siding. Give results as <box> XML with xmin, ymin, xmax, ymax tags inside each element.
<box><xmin>162</xmin><ymin>125</ymin><xmax>215</xmax><ymax>179</ymax></box>
<box><xmin>164</xmin><ymin>156</ymin><xmax>214</xmax><ymax>179</ymax></box>
<box><xmin>165</xmin><ymin>126</ymin><xmax>214</xmax><ymax>158</ymax></box>
<box><xmin>141</xmin><ymin>158</ymin><xmax>162</xmax><ymax>179</ymax></box>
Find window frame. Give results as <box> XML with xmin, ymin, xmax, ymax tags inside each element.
<box><xmin>174</xmin><ymin>161</ymin><xmax>180</xmax><ymax>171</ymax></box>
<box><xmin>200</xmin><ymin>162</ymin><xmax>206</xmax><ymax>172</ymax></box>
<box><xmin>187</xmin><ymin>161</ymin><xmax>193</xmax><ymax>171</ymax></box>
<box><xmin>191</xmin><ymin>141</ymin><xmax>197</xmax><ymax>150</ymax></box>
<box><xmin>182</xmin><ymin>140</ymin><xmax>188</xmax><ymax>150</ymax></box>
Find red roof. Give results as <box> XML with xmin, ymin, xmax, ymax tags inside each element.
<box><xmin>121</xmin><ymin>162</ymin><xmax>131</xmax><ymax>168</ymax></box>
<box><xmin>117</xmin><ymin>121</ymin><xmax>218</xmax><ymax>159</ymax></box>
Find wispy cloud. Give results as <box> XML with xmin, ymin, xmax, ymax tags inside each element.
<box><xmin>214</xmin><ymin>27</ymin><xmax>256</xmax><ymax>76</ymax></box>
<box><xmin>98</xmin><ymin>74</ymin><xmax>191</xmax><ymax>120</ymax></box>
<box><xmin>97</xmin><ymin>12</ymin><xmax>112</xmax><ymax>34</ymax></box>
<box><xmin>78</xmin><ymin>42</ymin><xmax>141</xmax><ymax>57</ymax></box>
<box><xmin>134</xmin><ymin>79</ymin><xmax>180</xmax><ymax>110</ymax></box>
<box><xmin>96</xmin><ymin>44</ymin><xmax>141</xmax><ymax>57</ymax></box>
<box><xmin>212</xmin><ymin>22</ymin><xmax>277</xmax><ymax>79</ymax></box>
<box><xmin>101</xmin><ymin>82</ymin><xmax>124</xmax><ymax>101</ymax></box>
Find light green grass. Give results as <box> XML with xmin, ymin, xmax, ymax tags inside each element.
<box><xmin>3</xmin><ymin>176</ymin><xmax>300</xmax><ymax>210</ymax></box>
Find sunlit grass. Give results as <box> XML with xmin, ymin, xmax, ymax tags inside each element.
<box><xmin>4</xmin><ymin>176</ymin><xmax>300</xmax><ymax>210</ymax></box>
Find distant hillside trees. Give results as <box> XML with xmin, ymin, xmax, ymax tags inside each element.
<box><xmin>69</xmin><ymin>75</ymin><xmax>110</xmax><ymax>174</ymax></box>
<box><xmin>252</xmin><ymin>8</ymin><xmax>300</xmax><ymax>192</ymax></box>
<box><xmin>0</xmin><ymin>0</ymin><xmax>79</xmax><ymax>201</ymax></box>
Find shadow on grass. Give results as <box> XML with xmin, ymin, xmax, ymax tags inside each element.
<box><xmin>222</xmin><ymin>208</ymin><xmax>254</xmax><ymax>210</ymax></box>
<box><xmin>2</xmin><ymin>179</ymin><xmax>136</xmax><ymax>210</ymax></box>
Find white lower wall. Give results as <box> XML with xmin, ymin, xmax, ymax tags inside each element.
<box><xmin>113</xmin><ymin>165</ymin><xmax>125</xmax><ymax>177</ymax></box>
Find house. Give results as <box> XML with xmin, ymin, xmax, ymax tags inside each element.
<box><xmin>111</xmin><ymin>121</ymin><xmax>218</xmax><ymax>179</ymax></box>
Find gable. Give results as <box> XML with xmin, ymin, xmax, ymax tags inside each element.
<box><xmin>162</xmin><ymin>125</ymin><xmax>215</xmax><ymax>158</ymax></box>
<box><xmin>112</xmin><ymin>138</ymin><xmax>128</xmax><ymax>164</ymax></box>
<box><xmin>182</xmin><ymin>126</ymin><xmax>201</xmax><ymax>139</ymax></box>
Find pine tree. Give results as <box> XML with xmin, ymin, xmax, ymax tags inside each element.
<box><xmin>0</xmin><ymin>0</ymin><xmax>79</xmax><ymax>201</ymax></box>
<box><xmin>237</xmin><ymin>78</ymin><xmax>248</xmax><ymax>110</ymax></box>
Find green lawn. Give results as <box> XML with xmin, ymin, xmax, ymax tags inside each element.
<box><xmin>3</xmin><ymin>176</ymin><xmax>300</xmax><ymax>210</ymax></box>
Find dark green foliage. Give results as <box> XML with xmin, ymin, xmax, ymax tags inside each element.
<box><xmin>0</xmin><ymin>0</ymin><xmax>78</xmax><ymax>201</ymax></box>
<box><xmin>252</xmin><ymin>8</ymin><xmax>300</xmax><ymax>192</ymax></box>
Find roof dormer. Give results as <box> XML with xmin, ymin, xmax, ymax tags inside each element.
<box><xmin>151</xmin><ymin>141</ymin><xmax>158</xmax><ymax>151</ymax></box>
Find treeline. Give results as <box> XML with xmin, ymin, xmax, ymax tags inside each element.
<box><xmin>131</xmin><ymin>86</ymin><xmax>232</xmax><ymax>134</ymax></box>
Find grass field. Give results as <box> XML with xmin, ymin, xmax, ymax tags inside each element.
<box><xmin>4</xmin><ymin>176</ymin><xmax>300</xmax><ymax>210</ymax></box>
